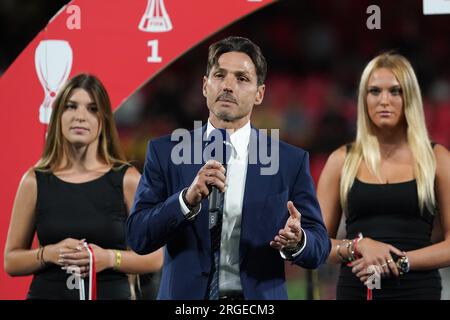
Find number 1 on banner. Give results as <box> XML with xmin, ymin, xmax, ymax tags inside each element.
<box><xmin>147</xmin><ymin>40</ymin><xmax>162</xmax><ymax>63</ymax></box>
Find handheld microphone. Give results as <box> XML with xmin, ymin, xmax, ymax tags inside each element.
<box><xmin>206</xmin><ymin>129</ymin><xmax>232</xmax><ymax>223</ymax></box>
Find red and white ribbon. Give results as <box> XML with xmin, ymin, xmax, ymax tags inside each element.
<box><xmin>79</xmin><ymin>242</ymin><xmax>97</xmax><ymax>300</ymax></box>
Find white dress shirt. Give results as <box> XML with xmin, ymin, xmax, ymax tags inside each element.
<box><xmin>211</xmin><ymin>120</ymin><xmax>249</xmax><ymax>293</ymax></box>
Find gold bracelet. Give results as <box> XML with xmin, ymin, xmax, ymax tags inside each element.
<box><xmin>113</xmin><ymin>250</ymin><xmax>122</xmax><ymax>270</ymax></box>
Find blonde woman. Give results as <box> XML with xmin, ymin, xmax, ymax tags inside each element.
<box><xmin>4</xmin><ymin>74</ymin><xmax>163</xmax><ymax>299</ymax></box>
<box><xmin>318</xmin><ymin>53</ymin><xmax>449</xmax><ymax>299</ymax></box>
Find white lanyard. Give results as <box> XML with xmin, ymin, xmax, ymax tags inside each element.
<box><xmin>78</xmin><ymin>243</ymin><xmax>96</xmax><ymax>300</ymax></box>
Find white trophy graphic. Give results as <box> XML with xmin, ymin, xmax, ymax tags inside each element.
<box><xmin>35</xmin><ymin>40</ymin><xmax>73</xmax><ymax>124</ymax></box>
<box><xmin>139</xmin><ymin>0</ymin><xmax>173</xmax><ymax>32</ymax></box>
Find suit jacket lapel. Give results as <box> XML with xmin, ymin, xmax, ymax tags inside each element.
<box><xmin>239</xmin><ymin>127</ymin><xmax>273</xmax><ymax>264</ymax></box>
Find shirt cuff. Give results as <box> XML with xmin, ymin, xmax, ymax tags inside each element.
<box><xmin>279</xmin><ymin>228</ymin><xmax>307</xmax><ymax>260</ymax></box>
<box><xmin>178</xmin><ymin>188</ymin><xmax>201</xmax><ymax>220</ymax></box>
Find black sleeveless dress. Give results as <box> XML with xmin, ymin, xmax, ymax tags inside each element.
<box><xmin>27</xmin><ymin>165</ymin><xmax>132</xmax><ymax>300</ymax></box>
<box><xmin>336</xmin><ymin>174</ymin><xmax>442</xmax><ymax>299</ymax></box>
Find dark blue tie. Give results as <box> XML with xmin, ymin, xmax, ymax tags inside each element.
<box><xmin>208</xmin><ymin>192</ymin><xmax>224</xmax><ymax>300</ymax></box>
<box><xmin>206</xmin><ymin>129</ymin><xmax>231</xmax><ymax>300</ymax></box>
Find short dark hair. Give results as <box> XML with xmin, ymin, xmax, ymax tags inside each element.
<box><xmin>206</xmin><ymin>36</ymin><xmax>267</xmax><ymax>86</ymax></box>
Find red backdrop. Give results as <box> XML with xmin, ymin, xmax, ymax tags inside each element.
<box><xmin>0</xmin><ymin>0</ymin><xmax>276</xmax><ymax>299</ymax></box>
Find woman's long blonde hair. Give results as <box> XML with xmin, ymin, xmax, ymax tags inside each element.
<box><xmin>340</xmin><ymin>53</ymin><xmax>436</xmax><ymax>214</ymax></box>
<box><xmin>35</xmin><ymin>73</ymin><xmax>127</xmax><ymax>171</ymax></box>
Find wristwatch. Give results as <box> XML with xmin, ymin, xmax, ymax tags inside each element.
<box><xmin>281</xmin><ymin>231</ymin><xmax>306</xmax><ymax>261</ymax></box>
<box><xmin>396</xmin><ymin>255</ymin><xmax>410</xmax><ymax>275</ymax></box>
<box><xmin>182</xmin><ymin>189</ymin><xmax>196</xmax><ymax>210</ymax></box>
<box><xmin>182</xmin><ymin>188</ymin><xmax>200</xmax><ymax>220</ymax></box>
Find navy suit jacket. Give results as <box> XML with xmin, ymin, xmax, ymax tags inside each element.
<box><xmin>127</xmin><ymin>126</ymin><xmax>330</xmax><ymax>300</ymax></box>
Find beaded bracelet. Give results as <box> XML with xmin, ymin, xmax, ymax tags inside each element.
<box><xmin>349</xmin><ymin>240</ymin><xmax>356</xmax><ymax>261</ymax></box>
<box><xmin>336</xmin><ymin>239</ymin><xmax>352</xmax><ymax>262</ymax></box>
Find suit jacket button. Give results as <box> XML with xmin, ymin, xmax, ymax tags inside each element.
<box><xmin>201</xmin><ymin>272</ymin><xmax>209</xmax><ymax>277</ymax></box>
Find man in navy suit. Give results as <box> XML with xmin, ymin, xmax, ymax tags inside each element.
<box><xmin>127</xmin><ymin>36</ymin><xmax>331</xmax><ymax>300</ymax></box>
